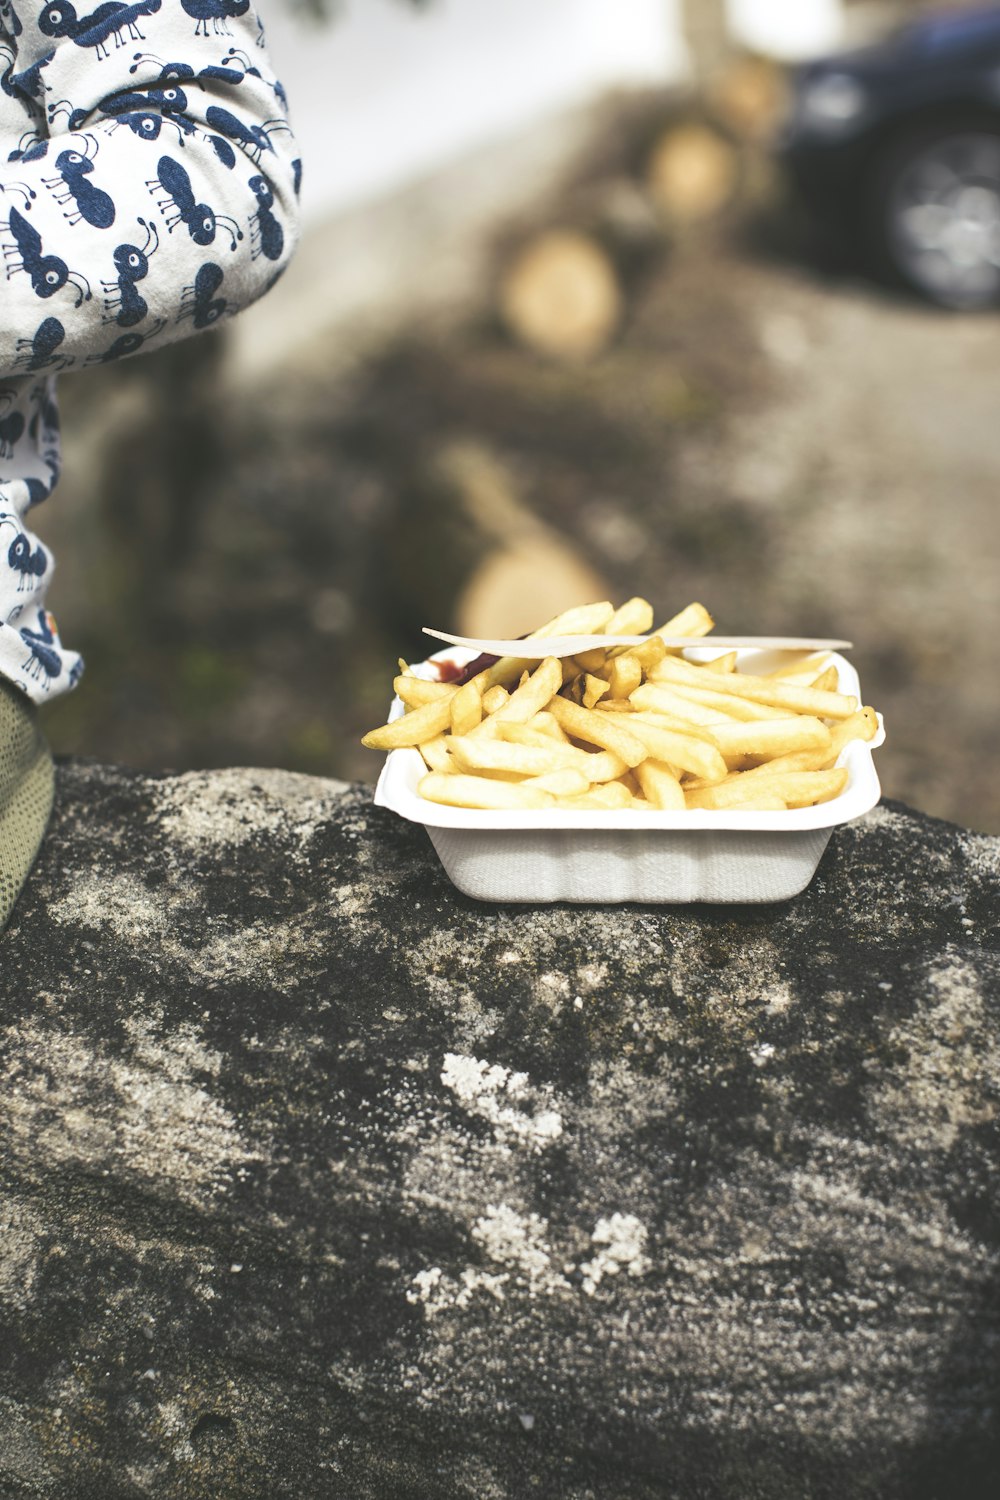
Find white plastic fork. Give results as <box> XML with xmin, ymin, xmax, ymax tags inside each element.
<box><xmin>422</xmin><ymin>628</ymin><xmax>853</xmax><ymax>659</ymax></box>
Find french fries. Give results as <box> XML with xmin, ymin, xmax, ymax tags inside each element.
<box><xmin>361</xmin><ymin>600</ymin><xmax>881</xmax><ymax>813</ymax></box>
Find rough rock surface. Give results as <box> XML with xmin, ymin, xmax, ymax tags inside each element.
<box><xmin>1</xmin><ymin>761</ymin><xmax>998</xmax><ymax>1500</ymax></box>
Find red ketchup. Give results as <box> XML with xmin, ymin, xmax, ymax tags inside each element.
<box><xmin>432</xmin><ymin>631</ymin><xmax>533</xmax><ymax>686</ymax></box>
<box><xmin>433</xmin><ymin>651</ymin><xmax>499</xmax><ymax>686</ymax></box>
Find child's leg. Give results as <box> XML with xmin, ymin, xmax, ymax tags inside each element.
<box><xmin>0</xmin><ymin>678</ymin><xmax>54</xmax><ymax>933</ymax></box>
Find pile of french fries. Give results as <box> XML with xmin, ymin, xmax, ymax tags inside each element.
<box><xmin>361</xmin><ymin>600</ymin><xmax>880</xmax><ymax>813</ymax></box>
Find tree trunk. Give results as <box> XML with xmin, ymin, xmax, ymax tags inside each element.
<box><xmin>680</xmin><ymin>0</ymin><xmax>733</xmax><ymax>81</ymax></box>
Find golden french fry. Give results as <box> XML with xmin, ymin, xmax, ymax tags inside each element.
<box><xmin>708</xmin><ymin>716</ymin><xmax>832</xmax><ymax>762</ymax></box>
<box><xmin>619</xmin><ymin>636</ymin><xmax>668</xmax><ymax>673</ymax></box>
<box><xmin>575</xmin><ymin>751</ymin><xmax>631</xmax><ymax>783</ymax></box>
<box><xmin>728</xmin><ymin>796</ymin><xmax>789</xmax><ymax>811</ymax></box>
<box><xmin>394</xmin><ymin>676</ymin><xmax>455</xmax><ymax>708</ymax></box>
<box><xmin>654</xmin><ymin>680</ymin><xmax>787</xmax><ymax>721</ymax></box>
<box><xmin>546</xmin><ymin>696</ymin><xmax>650</xmax><ymax>768</ymax></box>
<box><xmin>828</xmin><ymin>706</ymin><xmax>879</xmax><ymax>758</ymax></box>
<box><xmin>743</xmin><ymin>709</ymin><xmax>875</xmax><ymax>775</ymax></box>
<box><xmin>567</xmin><ymin>650</ymin><xmax>599</xmax><ymax>673</ymax></box>
<box><xmin>473</xmin><ymin>656</ymin><xmax>564</xmax><ymax>731</ymax></box>
<box><xmin>766</xmin><ymin>652</ymin><xmax>829</xmax><ymax>680</ymax></box>
<box><xmin>724</xmin><ymin>709</ymin><xmax>878</xmax><ymax>780</ymax></box>
<box><xmin>652</xmin><ymin>655</ymin><xmax>857</xmax><ymax>719</ymax></box>
<box><xmin>676</xmin><ymin>790</ymin><xmax>791</xmax><ymax>811</ymax></box>
<box><xmin>630</xmin><ymin>682</ymin><xmax>739</xmax><ymax>726</ymax></box>
<box><xmin>605</xmin><ymin>596</ymin><xmax>655</xmax><ymax>636</ymax></box>
<box><xmin>609</xmin><ymin>655</ymin><xmax>642</xmax><ymax>701</ymax></box>
<box><xmin>419</xmin><ymin>772</ymin><xmax>554</xmax><ymax>810</ymax></box>
<box><xmin>583</xmin><ymin>674</ymin><xmax>610</xmax><ymax>709</ymax></box>
<box><xmin>687</xmin><ymin>779</ymin><xmax>765</xmax><ymax>809</ymax></box>
<box><xmin>652</xmin><ymin>601</ymin><xmax>714</xmax><ymax>645</ymax></box>
<box><xmin>420</xmin><ymin>734</ymin><xmax>454</xmax><ymax>773</ymax></box>
<box><xmin>526</xmin><ymin>768</ymin><xmax>591</xmax><ymax>797</ymax></box>
<box><xmin>450</xmin><ymin>735</ymin><xmax>579</xmax><ymax>778</ymax></box>
<box><xmin>623</xmin><ymin>716</ymin><xmax>728</xmax><ymax>782</ymax></box>
<box><xmin>578</xmin><ymin>597</ymin><xmax>672</xmax><ymax>668</ymax></box>
<box><xmin>635</xmin><ymin>760</ymin><xmax>686</xmax><ymax>810</ymax></box>
<box><xmin>628</xmin><ymin>711</ymin><xmax>720</xmax><ymax>745</ymax></box>
<box><xmin>762</xmin><ymin>671</ymin><xmax>827</xmax><ymax>690</ymax></box>
<box><xmin>496</xmin><ymin>723</ymin><xmax>556</xmax><ymax>750</ymax></box>
<box><xmin>687</xmin><ymin>747</ymin><xmax>826</xmax><ymax>788</ymax></box>
<box><xmin>450</xmin><ymin>679</ymin><xmax>483</xmax><ymax>736</ymax></box>
<box><xmin>482</xmin><ymin>656</ymin><xmax>537</xmax><ymax>690</ymax></box>
<box><xmin>629</xmin><ymin>707</ymin><xmax>719</xmax><ymax>742</ymax></box>
<box><xmin>528</xmin><ymin>711</ymin><xmax>571</xmax><ymax>741</ymax></box>
<box><xmin>810</xmin><ymin>665</ymin><xmax>839</xmax><ymax>693</ymax></box>
<box><xmin>558</xmin><ymin>781</ymin><xmax>633</xmax><ymax>810</ymax></box>
<box><xmin>527</xmin><ymin>601</ymin><xmax>615</xmax><ymax>637</ymax></box>
<box><xmin>363</xmin><ymin>695</ymin><xmax>455</xmax><ymax>750</ymax></box>
<box><xmin>481</xmin><ymin>684</ymin><xmax>510</xmax><ymax>715</ymax></box>
<box><xmin>497</xmin><ymin>723</ymin><xmax>565</xmax><ymax>752</ymax></box>
<box><xmin>494</xmin><ymin>724</ymin><xmax>628</xmax><ymax>784</ymax></box>
<box><xmin>685</xmin><ymin>768</ymin><xmax>847</xmax><ymax>810</ymax></box>
<box><xmin>701</xmin><ymin>650</ymin><xmax>738</xmax><ymax>674</ymax></box>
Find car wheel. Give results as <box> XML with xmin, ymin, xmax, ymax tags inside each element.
<box><xmin>872</xmin><ymin>126</ymin><xmax>1000</xmax><ymax>308</ymax></box>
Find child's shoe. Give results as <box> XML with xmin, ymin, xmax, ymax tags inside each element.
<box><xmin>0</xmin><ymin>679</ymin><xmax>54</xmax><ymax>933</ymax></box>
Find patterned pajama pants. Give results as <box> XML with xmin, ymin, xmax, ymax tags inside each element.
<box><xmin>1</xmin><ymin>0</ymin><xmax>301</xmax><ymax>703</ymax></box>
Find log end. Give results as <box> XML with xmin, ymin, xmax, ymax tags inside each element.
<box><xmin>458</xmin><ymin>535</ymin><xmax>610</xmax><ymax>640</ymax></box>
<box><xmin>647</xmin><ymin>122</ymin><xmax>739</xmax><ymax>224</ymax></box>
<box><xmin>709</xmin><ymin>54</ymin><xmax>790</xmax><ymax>142</ymax></box>
<box><xmin>499</xmin><ymin>230</ymin><xmax>623</xmax><ymax>361</ymax></box>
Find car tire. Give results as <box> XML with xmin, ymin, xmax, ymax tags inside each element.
<box><xmin>867</xmin><ymin>122</ymin><xmax>1000</xmax><ymax>309</ymax></box>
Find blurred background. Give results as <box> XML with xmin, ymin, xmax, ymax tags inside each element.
<box><xmin>38</xmin><ymin>0</ymin><xmax>1000</xmax><ymax>834</ymax></box>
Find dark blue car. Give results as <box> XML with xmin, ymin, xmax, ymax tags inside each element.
<box><xmin>780</xmin><ymin>4</ymin><xmax>1000</xmax><ymax>307</ymax></box>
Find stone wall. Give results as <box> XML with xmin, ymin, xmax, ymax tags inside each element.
<box><xmin>1</xmin><ymin>762</ymin><xmax>998</xmax><ymax>1498</ymax></box>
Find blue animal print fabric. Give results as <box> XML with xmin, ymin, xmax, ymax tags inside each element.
<box><xmin>0</xmin><ymin>0</ymin><xmax>300</xmax><ymax>701</ymax></box>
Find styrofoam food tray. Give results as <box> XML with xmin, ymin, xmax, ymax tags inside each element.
<box><xmin>373</xmin><ymin>647</ymin><xmax>885</xmax><ymax>904</ymax></box>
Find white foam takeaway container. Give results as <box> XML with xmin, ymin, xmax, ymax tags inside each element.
<box><xmin>373</xmin><ymin>647</ymin><xmax>885</xmax><ymax>904</ymax></box>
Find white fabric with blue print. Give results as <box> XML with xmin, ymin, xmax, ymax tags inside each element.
<box><xmin>0</xmin><ymin>0</ymin><xmax>300</xmax><ymax>701</ymax></box>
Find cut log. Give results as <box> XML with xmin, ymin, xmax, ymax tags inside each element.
<box><xmin>646</xmin><ymin>122</ymin><xmax>739</xmax><ymax>224</ymax></box>
<box><xmin>709</xmin><ymin>54</ymin><xmax>790</xmax><ymax>142</ymax></box>
<box><xmin>457</xmin><ymin>532</ymin><xmax>610</xmax><ymax>640</ymax></box>
<box><xmin>385</xmin><ymin>440</ymin><xmax>610</xmax><ymax>641</ymax></box>
<box><xmin>498</xmin><ymin>229</ymin><xmax>623</xmax><ymax>361</ymax></box>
